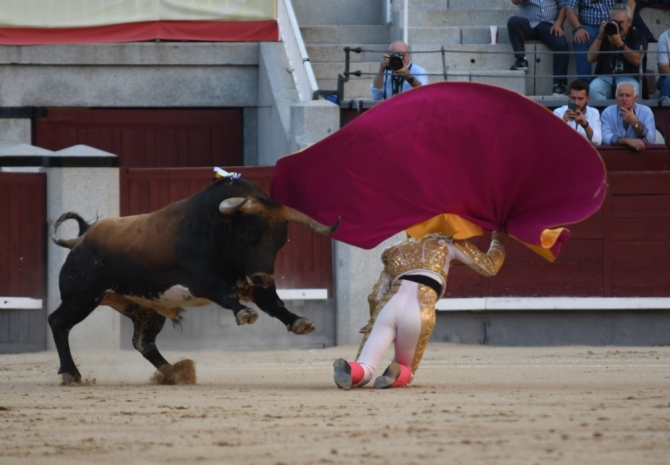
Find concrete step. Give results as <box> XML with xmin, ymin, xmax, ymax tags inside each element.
<box><xmin>406</xmin><ymin>26</ymin><xmax>511</xmax><ymax>45</ymax></box>
<box><xmin>306</xmin><ymin>43</ymin><xmax>390</xmax><ymax>63</ymax></box>
<box><xmin>301</xmin><ymin>25</ymin><xmax>390</xmax><ymax>44</ymax></box>
<box><xmin>291</xmin><ymin>0</ymin><xmax>384</xmax><ymax>26</ymax></box>
<box><xmin>408</xmin><ymin>9</ymin><xmax>514</xmax><ymax>27</ymax></box>
<box><xmin>393</xmin><ymin>0</ymin><xmax>517</xmax><ymax>11</ymax></box>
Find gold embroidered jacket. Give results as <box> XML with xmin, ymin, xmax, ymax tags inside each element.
<box><xmin>367</xmin><ymin>233</ymin><xmax>505</xmax><ymax>313</ymax></box>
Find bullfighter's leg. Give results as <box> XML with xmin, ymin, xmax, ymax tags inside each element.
<box><xmin>374</xmin><ymin>283</ymin><xmax>437</xmax><ymax>389</ymax></box>
<box><xmin>185</xmin><ymin>276</ymin><xmax>259</xmax><ymax>326</ymax></box>
<box><xmin>48</xmin><ymin>296</ymin><xmax>101</xmax><ymax>384</ymax></box>
<box><xmin>250</xmin><ymin>284</ymin><xmax>315</xmax><ymax>334</ymax></box>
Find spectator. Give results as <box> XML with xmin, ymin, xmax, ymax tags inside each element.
<box><xmin>587</xmin><ymin>3</ymin><xmax>647</xmax><ymax>100</ymax></box>
<box><xmin>507</xmin><ymin>0</ymin><xmax>570</xmax><ymax>96</ymax></box>
<box><xmin>657</xmin><ymin>27</ymin><xmax>670</xmax><ymax>104</ymax></box>
<box><xmin>632</xmin><ymin>0</ymin><xmax>669</xmax><ymax>42</ymax></box>
<box><xmin>566</xmin><ymin>0</ymin><xmax>635</xmax><ymax>82</ymax></box>
<box><xmin>553</xmin><ymin>80</ymin><xmax>603</xmax><ymax>145</ymax></box>
<box><xmin>601</xmin><ymin>81</ymin><xmax>655</xmax><ymax>150</ymax></box>
<box><xmin>370</xmin><ymin>41</ymin><xmax>428</xmax><ymax>101</ymax></box>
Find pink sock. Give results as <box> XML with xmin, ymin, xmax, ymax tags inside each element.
<box><xmin>392</xmin><ymin>364</ymin><xmax>413</xmax><ymax>387</ymax></box>
<box><xmin>349</xmin><ymin>361</ymin><xmax>365</xmax><ymax>385</ymax></box>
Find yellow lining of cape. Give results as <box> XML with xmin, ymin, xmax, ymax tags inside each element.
<box><xmin>406</xmin><ymin>214</ymin><xmax>566</xmax><ymax>262</ymax></box>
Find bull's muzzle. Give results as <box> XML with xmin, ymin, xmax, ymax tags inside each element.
<box><xmin>247</xmin><ymin>273</ymin><xmax>274</xmax><ymax>288</ymax></box>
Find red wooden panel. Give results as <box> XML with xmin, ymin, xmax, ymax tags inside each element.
<box><xmin>120</xmin><ymin>167</ymin><xmax>333</xmax><ymax>293</ymax></box>
<box><xmin>489</xmin><ymin>262</ymin><xmax>604</xmax><ymax>297</ymax></box>
<box><xmin>598</xmin><ymin>149</ymin><xmax>669</xmax><ymax>171</ymax></box>
<box><xmin>0</xmin><ymin>173</ymin><xmax>46</xmax><ymax>299</ymax></box>
<box><xmin>34</xmin><ymin>109</ymin><xmax>243</xmax><ymax>168</ymax></box>
<box><xmin>612</xmin><ymin>218</ymin><xmax>670</xmax><ymax>241</ymax></box>
<box><xmin>612</xmin><ymin>241</ymin><xmax>670</xmax><ymax>262</ymax></box>
<box><xmin>612</xmin><ymin>195</ymin><xmax>670</xmax><ymax>218</ymax></box>
<box><xmin>610</xmin><ymin>172</ymin><xmax>670</xmax><ymax>195</ymax></box>
<box><xmin>559</xmin><ymin>213</ymin><xmax>603</xmax><ymax>239</ymax></box>
<box><xmin>612</xmin><ymin>262</ymin><xmax>670</xmax><ymax>291</ymax></box>
<box><xmin>504</xmin><ymin>238</ymin><xmax>603</xmax><ymax>263</ymax></box>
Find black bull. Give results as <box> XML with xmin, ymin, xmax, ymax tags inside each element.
<box><xmin>49</xmin><ymin>177</ymin><xmax>339</xmax><ymax>383</ymax></box>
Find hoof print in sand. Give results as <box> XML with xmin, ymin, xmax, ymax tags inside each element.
<box><xmin>151</xmin><ymin>359</ymin><xmax>197</xmax><ymax>385</ymax></box>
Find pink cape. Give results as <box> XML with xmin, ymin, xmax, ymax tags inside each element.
<box><xmin>271</xmin><ymin>82</ymin><xmax>606</xmax><ymax>260</ymax></box>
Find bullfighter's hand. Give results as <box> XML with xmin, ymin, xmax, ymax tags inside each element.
<box><xmin>492</xmin><ymin>230</ymin><xmax>509</xmax><ymax>245</ymax></box>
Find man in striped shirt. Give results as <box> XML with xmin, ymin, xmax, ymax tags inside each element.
<box><xmin>566</xmin><ymin>0</ymin><xmax>636</xmax><ymax>82</ymax></box>
<box><xmin>508</xmin><ymin>0</ymin><xmax>570</xmax><ymax>95</ymax></box>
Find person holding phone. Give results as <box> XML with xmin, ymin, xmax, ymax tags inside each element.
<box><xmin>553</xmin><ymin>80</ymin><xmax>602</xmax><ymax>145</ymax></box>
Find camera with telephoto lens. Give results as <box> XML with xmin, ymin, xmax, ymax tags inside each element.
<box><xmin>604</xmin><ymin>21</ymin><xmax>619</xmax><ymax>36</ymax></box>
<box><xmin>387</xmin><ymin>52</ymin><xmax>405</xmax><ymax>71</ymax></box>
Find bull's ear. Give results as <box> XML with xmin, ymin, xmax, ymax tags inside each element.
<box><xmin>219</xmin><ymin>197</ymin><xmax>249</xmax><ymax>214</ymax></box>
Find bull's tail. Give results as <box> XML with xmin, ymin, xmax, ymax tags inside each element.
<box><xmin>51</xmin><ymin>212</ymin><xmax>93</xmax><ymax>249</ymax></box>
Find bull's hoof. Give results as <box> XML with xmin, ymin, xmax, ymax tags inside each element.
<box><xmin>288</xmin><ymin>317</ymin><xmax>315</xmax><ymax>335</ymax></box>
<box><xmin>61</xmin><ymin>373</ymin><xmax>81</xmax><ymax>385</ymax></box>
<box><xmin>235</xmin><ymin>308</ymin><xmax>259</xmax><ymax>325</ymax></box>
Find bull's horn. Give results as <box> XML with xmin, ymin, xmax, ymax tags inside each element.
<box><xmin>219</xmin><ymin>197</ymin><xmax>250</xmax><ymax>214</ymax></box>
<box><xmin>283</xmin><ymin>206</ymin><xmax>340</xmax><ymax>235</ymax></box>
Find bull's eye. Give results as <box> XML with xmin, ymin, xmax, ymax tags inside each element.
<box><xmin>240</xmin><ymin>227</ymin><xmax>261</xmax><ymax>244</ymax></box>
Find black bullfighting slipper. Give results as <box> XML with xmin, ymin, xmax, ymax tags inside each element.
<box><xmin>333</xmin><ymin>358</ymin><xmax>353</xmax><ymax>390</ymax></box>
<box><xmin>373</xmin><ymin>362</ymin><xmax>412</xmax><ymax>388</ymax></box>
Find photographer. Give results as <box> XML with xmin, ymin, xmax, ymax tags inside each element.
<box><xmin>370</xmin><ymin>41</ymin><xmax>427</xmax><ymax>101</ymax></box>
<box><xmin>586</xmin><ymin>3</ymin><xmax>647</xmax><ymax>100</ymax></box>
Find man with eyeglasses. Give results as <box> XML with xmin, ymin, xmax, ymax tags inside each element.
<box><xmin>586</xmin><ymin>3</ymin><xmax>647</xmax><ymax>100</ymax></box>
<box><xmin>566</xmin><ymin>0</ymin><xmax>635</xmax><ymax>82</ymax></box>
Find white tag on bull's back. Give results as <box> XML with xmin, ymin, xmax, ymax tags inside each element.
<box><xmin>214</xmin><ymin>167</ymin><xmax>241</xmax><ymax>179</ymax></box>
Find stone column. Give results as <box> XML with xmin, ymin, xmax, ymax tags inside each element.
<box><xmin>43</xmin><ymin>145</ymin><xmax>120</xmax><ymax>351</ymax></box>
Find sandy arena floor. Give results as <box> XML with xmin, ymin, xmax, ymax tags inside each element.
<box><xmin>1</xmin><ymin>344</ymin><xmax>669</xmax><ymax>465</ymax></box>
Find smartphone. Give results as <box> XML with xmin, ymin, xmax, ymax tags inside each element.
<box><xmin>567</xmin><ymin>102</ymin><xmax>577</xmax><ymax>111</ymax></box>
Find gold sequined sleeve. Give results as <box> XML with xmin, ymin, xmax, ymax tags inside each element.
<box><xmin>451</xmin><ymin>239</ymin><xmax>505</xmax><ymax>277</ymax></box>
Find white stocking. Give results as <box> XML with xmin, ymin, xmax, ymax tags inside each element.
<box><xmin>355</xmin><ymin>280</ymin><xmax>422</xmax><ymax>386</ymax></box>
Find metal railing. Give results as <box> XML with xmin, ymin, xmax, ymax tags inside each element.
<box><xmin>277</xmin><ymin>0</ymin><xmax>319</xmax><ymax>102</ymax></box>
<box><xmin>337</xmin><ymin>45</ymin><xmax>659</xmax><ymax>103</ymax></box>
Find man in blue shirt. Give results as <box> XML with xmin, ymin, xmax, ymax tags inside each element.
<box><xmin>601</xmin><ymin>81</ymin><xmax>655</xmax><ymax>151</ymax></box>
<box><xmin>370</xmin><ymin>41</ymin><xmax>428</xmax><ymax>101</ymax></box>
<box><xmin>566</xmin><ymin>0</ymin><xmax>635</xmax><ymax>82</ymax></box>
<box><xmin>507</xmin><ymin>0</ymin><xmax>570</xmax><ymax>96</ymax></box>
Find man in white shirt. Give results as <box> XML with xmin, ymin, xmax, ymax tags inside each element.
<box><xmin>370</xmin><ymin>41</ymin><xmax>428</xmax><ymax>101</ymax></box>
<box><xmin>553</xmin><ymin>80</ymin><xmax>602</xmax><ymax>145</ymax></box>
